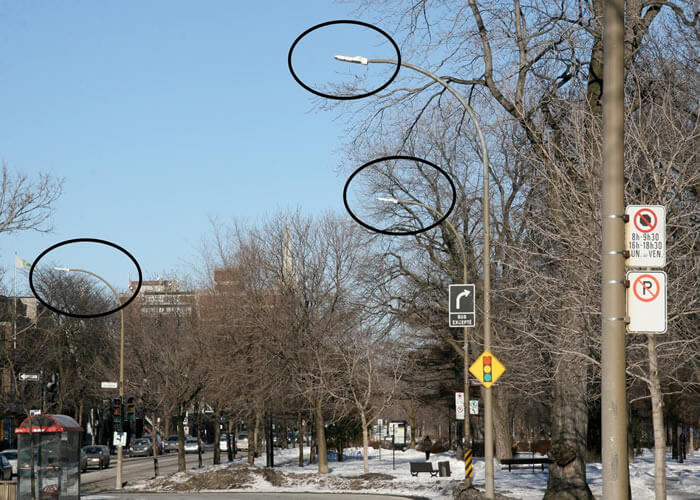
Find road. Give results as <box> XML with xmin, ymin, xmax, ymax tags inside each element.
<box><xmin>81</xmin><ymin>448</ymin><xmax>220</xmax><ymax>494</ymax></box>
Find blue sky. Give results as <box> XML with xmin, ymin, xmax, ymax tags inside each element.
<box><xmin>0</xmin><ymin>0</ymin><xmax>401</xmax><ymax>296</ymax></box>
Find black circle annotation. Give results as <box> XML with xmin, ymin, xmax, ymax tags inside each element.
<box><xmin>29</xmin><ymin>238</ymin><xmax>143</xmax><ymax>319</ymax></box>
<box><xmin>343</xmin><ymin>155</ymin><xmax>457</xmax><ymax>236</ymax></box>
<box><xmin>288</xmin><ymin>19</ymin><xmax>401</xmax><ymax>100</ymax></box>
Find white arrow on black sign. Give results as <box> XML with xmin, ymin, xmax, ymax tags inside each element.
<box><xmin>449</xmin><ymin>284</ymin><xmax>476</xmax><ymax>328</ymax></box>
<box><xmin>19</xmin><ymin>373</ymin><xmax>40</xmax><ymax>381</ymax></box>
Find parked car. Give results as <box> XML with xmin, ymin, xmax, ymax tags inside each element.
<box><xmin>81</xmin><ymin>445</ymin><xmax>110</xmax><ymax>469</ymax></box>
<box><xmin>184</xmin><ymin>437</ymin><xmax>199</xmax><ymax>454</ymax></box>
<box><xmin>236</xmin><ymin>432</ymin><xmax>249</xmax><ymax>451</ymax></box>
<box><xmin>0</xmin><ymin>455</ymin><xmax>12</xmax><ymax>480</ymax></box>
<box><xmin>163</xmin><ymin>435</ymin><xmax>179</xmax><ymax>453</ymax></box>
<box><xmin>219</xmin><ymin>434</ymin><xmax>235</xmax><ymax>452</ymax></box>
<box><xmin>128</xmin><ymin>438</ymin><xmax>153</xmax><ymax>457</ymax></box>
<box><xmin>142</xmin><ymin>435</ymin><xmax>163</xmax><ymax>455</ymax></box>
<box><xmin>0</xmin><ymin>449</ymin><xmax>17</xmax><ymax>476</ymax></box>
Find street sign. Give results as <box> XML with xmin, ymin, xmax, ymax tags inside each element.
<box><xmin>449</xmin><ymin>284</ymin><xmax>475</xmax><ymax>327</ymax></box>
<box><xmin>30</xmin><ymin>409</ymin><xmax>42</xmax><ymax>416</ymax></box>
<box><xmin>469</xmin><ymin>350</ymin><xmax>505</xmax><ymax>388</ymax></box>
<box><xmin>101</xmin><ymin>381</ymin><xmax>118</xmax><ymax>389</ymax></box>
<box><xmin>113</xmin><ymin>431</ymin><xmax>127</xmax><ymax>447</ymax></box>
<box><xmin>627</xmin><ymin>271</ymin><xmax>667</xmax><ymax>333</ymax></box>
<box><xmin>455</xmin><ymin>392</ymin><xmax>465</xmax><ymax>420</ymax></box>
<box><xmin>469</xmin><ymin>400</ymin><xmax>479</xmax><ymax>415</ymax></box>
<box><xmin>19</xmin><ymin>373</ymin><xmax>39</xmax><ymax>381</ymax></box>
<box><xmin>626</xmin><ymin>205</ymin><xmax>665</xmax><ymax>267</ymax></box>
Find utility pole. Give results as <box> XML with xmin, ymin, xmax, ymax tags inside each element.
<box><xmin>601</xmin><ymin>0</ymin><xmax>629</xmax><ymax>497</ymax></box>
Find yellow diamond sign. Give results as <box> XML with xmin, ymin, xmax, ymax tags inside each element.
<box><xmin>469</xmin><ymin>350</ymin><xmax>505</xmax><ymax>388</ymax></box>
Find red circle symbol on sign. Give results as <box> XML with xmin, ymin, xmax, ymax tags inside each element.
<box><xmin>633</xmin><ymin>274</ymin><xmax>660</xmax><ymax>302</ymax></box>
<box><xmin>634</xmin><ymin>208</ymin><xmax>657</xmax><ymax>233</ymax></box>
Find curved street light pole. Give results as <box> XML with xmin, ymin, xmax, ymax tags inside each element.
<box><xmin>345</xmin><ymin>55</ymin><xmax>493</xmax><ymax>494</ymax></box>
<box><xmin>378</xmin><ymin>196</ymin><xmax>473</xmax><ymax>461</ymax></box>
<box><xmin>55</xmin><ymin>267</ymin><xmax>125</xmax><ymax>489</ymax></box>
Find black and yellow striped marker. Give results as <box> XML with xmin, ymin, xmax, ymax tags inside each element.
<box><xmin>464</xmin><ymin>448</ymin><xmax>473</xmax><ymax>478</ymax></box>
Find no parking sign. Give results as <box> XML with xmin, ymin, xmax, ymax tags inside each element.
<box><xmin>626</xmin><ymin>205</ymin><xmax>665</xmax><ymax>267</ymax></box>
<box><xmin>627</xmin><ymin>271</ymin><xmax>667</xmax><ymax>333</ymax></box>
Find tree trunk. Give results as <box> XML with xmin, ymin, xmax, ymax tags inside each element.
<box><xmin>408</xmin><ymin>399</ymin><xmax>417</xmax><ymax>449</ymax></box>
<box><xmin>670</xmin><ymin>417</ymin><xmax>678</xmax><ymax>460</ymax></box>
<box><xmin>647</xmin><ymin>335</ymin><xmax>666</xmax><ymax>499</ymax></box>
<box><xmin>254</xmin><ymin>411</ymin><xmax>262</xmax><ymax>458</ymax></box>
<box><xmin>152</xmin><ymin>412</ymin><xmax>160</xmax><ymax>477</ymax></box>
<box><xmin>247</xmin><ymin>416</ymin><xmax>255</xmax><ymax>465</ymax></box>
<box><xmin>361</xmin><ymin>411</ymin><xmax>370</xmax><ymax>474</ymax></box>
<box><xmin>227</xmin><ymin>418</ymin><xmax>234</xmax><ymax>461</ymax></box>
<box><xmin>690</xmin><ymin>427</ymin><xmax>695</xmax><ymax>457</ymax></box>
<box><xmin>196</xmin><ymin>403</ymin><xmax>202</xmax><ymax>468</ymax></box>
<box><xmin>298</xmin><ymin>412</ymin><xmax>304</xmax><ymax>467</ymax></box>
<box><xmin>315</xmin><ymin>398</ymin><xmax>329</xmax><ymax>473</ymax></box>
<box><xmin>493</xmin><ymin>388</ymin><xmax>512</xmax><ymax>460</ymax></box>
<box><xmin>544</xmin><ymin>351</ymin><xmax>593</xmax><ymax>500</ymax></box>
<box><xmin>213</xmin><ymin>408</ymin><xmax>221</xmax><ymax>465</ymax></box>
<box><xmin>177</xmin><ymin>413</ymin><xmax>185</xmax><ymax>472</ymax></box>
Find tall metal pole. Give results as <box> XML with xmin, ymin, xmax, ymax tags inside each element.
<box><xmin>379</xmin><ymin>197</ymin><xmax>473</xmax><ymax>487</ymax></box>
<box><xmin>117</xmin><ymin>307</ymin><xmax>124</xmax><ymax>489</ymax></box>
<box><xmin>338</xmin><ymin>55</ymin><xmax>491</xmax><ymax>496</ymax></box>
<box><xmin>601</xmin><ymin>0</ymin><xmax>629</xmax><ymax>497</ymax></box>
<box><xmin>54</xmin><ymin>267</ymin><xmax>125</xmax><ymax>489</ymax></box>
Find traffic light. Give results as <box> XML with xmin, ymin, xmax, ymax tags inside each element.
<box><xmin>126</xmin><ymin>397</ymin><xmax>135</xmax><ymax>423</ymax></box>
<box><xmin>113</xmin><ymin>397</ymin><xmax>123</xmax><ymax>431</ymax></box>
<box><xmin>483</xmin><ymin>355</ymin><xmax>492</xmax><ymax>383</ymax></box>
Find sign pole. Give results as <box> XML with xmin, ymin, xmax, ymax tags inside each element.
<box><xmin>601</xmin><ymin>0</ymin><xmax>629</xmax><ymax>496</ymax></box>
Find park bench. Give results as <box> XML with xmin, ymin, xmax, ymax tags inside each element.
<box><xmin>410</xmin><ymin>461</ymin><xmax>438</xmax><ymax>477</ymax></box>
<box><xmin>500</xmin><ymin>457</ymin><xmax>553</xmax><ymax>472</ymax></box>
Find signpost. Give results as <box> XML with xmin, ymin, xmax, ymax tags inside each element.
<box><xmin>455</xmin><ymin>392</ymin><xmax>465</xmax><ymax>420</ymax></box>
<box><xmin>627</xmin><ymin>271</ymin><xmax>667</xmax><ymax>333</ymax></box>
<box><xmin>469</xmin><ymin>351</ymin><xmax>506</xmax><ymax>389</ymax></box>
<box><xmin>449</xmin><ymin>284</ymin><xmax>475</xmax><ymax>327</ymax></box>
<box><xmin>101</xmin><ymin>381</ymin><xmax>118</xmax><ymax>389</ymax></box>
<box><xmin>626</xmin><ymin>205</ymin><xmax>665</xmax><ymax>267</ymax></box>
<box><xmin>19</xmin><ymin>373</ymin><xmax>39</xmax><ymax>382</ymax></box>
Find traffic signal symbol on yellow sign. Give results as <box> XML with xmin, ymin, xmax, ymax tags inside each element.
<box><xmin>469</xmin><ymin>351</ymin><xmax>505</xmax><ymax>388</ymax></box>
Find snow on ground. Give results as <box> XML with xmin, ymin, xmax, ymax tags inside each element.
<box><xmin>120</xmin><ymin>446</ymin><xmax>700</xmax><ymax>499</ymax></box>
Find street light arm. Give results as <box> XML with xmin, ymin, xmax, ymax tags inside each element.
<box><xmin>55</xmin><ymin>265</ymin><xmax>126</xmax><ymax>489</ymax></box>
<box><xmin>54</xmin><ymin>267</ymin><xmax>121</xmax><ymax>302</ymax></box>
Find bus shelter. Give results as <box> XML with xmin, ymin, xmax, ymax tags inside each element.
<box><xmin>15</xmin><ymin>414</ymin><xmax>82</xmax><ymax>500</ymax></box>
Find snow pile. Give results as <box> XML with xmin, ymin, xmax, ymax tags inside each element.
<box><xmin>117</xmin><ymin>446</ymin><xmax>699</xmax><ymax>499</ymax></box>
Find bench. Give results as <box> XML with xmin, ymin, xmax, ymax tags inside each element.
<box><xmin>410</xmin><ymin>461</ymin><xmax>438</xmax><ymax>477</ymax></box>
<box><xmin>500</xmin><ymin>457</ymin><xmax>553</xmax><ymax>472</ymax></box>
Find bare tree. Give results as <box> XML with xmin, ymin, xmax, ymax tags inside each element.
<box><xmin>329</xmin><ymin>1</ymin><xmax>697</xmax><ymax>496</ymax></box>
<box><xmin>0</xmin><ymin>164</ymin><xmax>63</xmax><ymax>235</ymax></box>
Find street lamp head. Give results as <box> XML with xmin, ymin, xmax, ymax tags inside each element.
<box><xmin>54</xmin><ymin>267</ymin><xmax>71</xmax><ymax>272</ymax></box>
<box><xmin>377</xmin><ymin>197</ymin><xmax>400</xmax><ymax>204</ymax></box>
<box><xmin>334</xmin><ymin>54</ymin><xmax>369</xmax><ymax>65</ymax></box>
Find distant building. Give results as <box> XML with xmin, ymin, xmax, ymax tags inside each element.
<box><xmin>127</xmin><ymin>279</ymin><xmax>196</xmax><ymax>315</ymax></box>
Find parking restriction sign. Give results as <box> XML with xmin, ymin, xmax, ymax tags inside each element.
<box><xmin>627</xmin><ymin>271</ymin><xmax>667</xmax><ymax>333</ymax></box>
<box><xmin>626</xmin><ymin>205</ymin><xmax>665</xmax><ymax>268</ymax></box>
